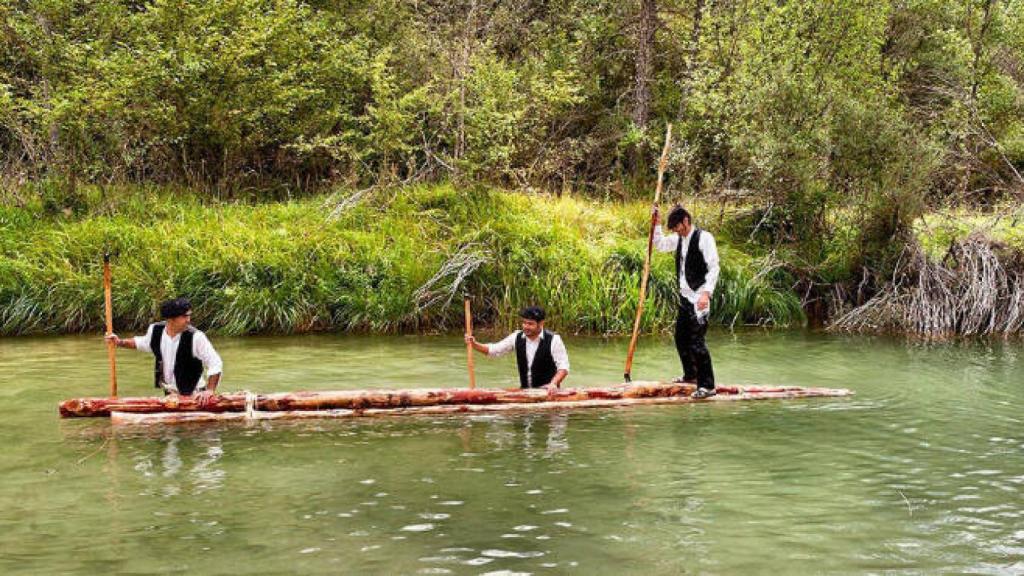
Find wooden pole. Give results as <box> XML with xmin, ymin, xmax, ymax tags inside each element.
<box><xmin>103</xmin><ymin>252</ymin><xmax>118</xmax><ymax>397</ymax></box>
<box><xmin>464</xmin><ymin>298</ymin><xmax>476</xmax><ymax>389</ymax></box>
<box><xmin>624</xmin><ymin>123</ymin><xmax>672</xmax><ymax>383</ymax></box>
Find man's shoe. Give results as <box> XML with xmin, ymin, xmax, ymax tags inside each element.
<box><xmin>691</xmin><ymin>387</ymin><xmax>716</xmax><ymax>399</ymax></box>
<box><xmin>672</xmin><ymin>376</ymin><xmax>698</xmax><ymax>384</ymax></box>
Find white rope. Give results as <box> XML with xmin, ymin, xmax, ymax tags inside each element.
<box><xmin>244</xmin><ymin>390</ymin><xmax>258</xmax><ymax>420</ymax></box>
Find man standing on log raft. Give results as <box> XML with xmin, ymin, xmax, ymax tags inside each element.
<box><xmin>653</xmin><ymin>205</ymin><xmax>720</xmax><ymax>399</ymax></box>
<box><xmin>105</xmin><ymin>297</ymin><xmax>223</xmax><ymax>407</ymax></box>
<box><xmin>465</xmin><ymin>306</ymin><xmax>570</xmax><ymax>389</ymax></box>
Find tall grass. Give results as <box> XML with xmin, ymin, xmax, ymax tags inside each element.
<box><xmin>0</xmin><ymin>183</ymin><xmax>803</xmax><ymax>336</ymax></box>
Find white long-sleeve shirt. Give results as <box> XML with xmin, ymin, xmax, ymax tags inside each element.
<box><xmin>653</xmin><ymin>225</ymin><xmax>721</xmax><ymax>307</ymax></box>
<box><xmin>486</xmin><ymin>330</ymin><xmax>570</xmax><ymax>387</ymax></box>
<box><xmin>133</xmin><ymin>324</ymin><xmax>223</xmax><ymax>393</ymax></box>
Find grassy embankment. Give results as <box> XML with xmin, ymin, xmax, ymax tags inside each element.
<box><xmin>915</xmin><ymin>208</ymin><xmax>1024</xmax><ymax>256</ymax></box>
<box><xmin>0</xmin><ymin>183</ymin><xmax>804</xmax><ymax>336</ymax></box>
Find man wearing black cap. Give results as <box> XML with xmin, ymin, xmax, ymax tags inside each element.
<box><xmin>106</xmin><ymin>297</ymin><xmax>223</xmax><ymax>406</ymax></box>
<box><xmin>465</xmin><ymin>306</ymin><xmax>570</xmax><ymax>389</ymax></box>
<box><xmin>652</xmin><ymin>204</ymin><xmax>720</xmax><ymax>399</ymax></box>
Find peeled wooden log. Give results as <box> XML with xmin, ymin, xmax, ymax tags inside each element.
<box><xmin>111</xmin><ymin>386</ymin><xmax>854</xmax><ymax>425</ymax></box>
<box><xmin>61</xmin><ymin>382</ymin><xmax>852</xmax><ymax>419</ymax></box>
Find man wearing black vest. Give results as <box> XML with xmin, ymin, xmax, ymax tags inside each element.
<box><xmin>465</xmin><ymin>306</ymin><xmax>570</xmax><ymax>389</ymax></box>
<box><xmin>105</xmin><ymin>297</ymin><xmax>223</xmax><ymax>407</ymax></box>
<box><xmin>653</xmin><ymin>205</ymin><xmax>720</xmax><ymax>398</ymax></box>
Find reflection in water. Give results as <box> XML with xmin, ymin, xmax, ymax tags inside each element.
<box><xmin>469</xmin><ymin>412</ymin><xmax>571</xmax><ymax>460</ymax></box>
<box><xmin>131</xmin><ymin>430</ymin><xmax>225</xmax><ymax>496</ymax></box>
<box><xmin>543</xmin><ymin>413</ymin><xmax>569</xmax><ymax>458</ymax></box>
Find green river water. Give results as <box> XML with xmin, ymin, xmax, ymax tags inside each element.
<box><xmin>1</xmin><ymin>331</ymin><xmax>1022</xmax><ymax>574</ymax></box>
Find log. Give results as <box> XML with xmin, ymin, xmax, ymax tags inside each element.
<box><xmin>60</xmin><ymin>382</ymin><xmax>853</xmax><ymax>419</ymax></box>
<box><xmin>111</xmin><ymin>386</ymin><xmax>852</xmax><ymax>425</ymax></box>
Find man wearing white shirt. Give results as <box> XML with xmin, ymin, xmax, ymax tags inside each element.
<box><xmin>652</xmin><ymin>204</ymin><xmax>720</xmax><ymax>398</ymax></box>
<box><xmin>465</xmin><ymin>306</ymin><xmax>570</xmax><ymax>389</ymax></box>
<box><xmin>106</xmin><ymin>297</ymin><xmax>223</xmax><ymax>407</ymax></box>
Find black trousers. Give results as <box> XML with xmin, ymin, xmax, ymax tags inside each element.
<box><xmin>674</xmin><ymin>301</ymin><xmax>715</xmax><ymax>389</ymax></box>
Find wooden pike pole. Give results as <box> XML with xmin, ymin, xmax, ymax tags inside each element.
<box><xmin>623</xmin><ymin>123</ymin><xmax>672</xmax><ymax>383</ymax></box>
<box><xmin>103</xmin><ymin>252</ymin><xmax>118</xmax><ymax>397</ymax></box>
<box><xmin>464</xmin><ymin>298</ymin><xmax>476</xmax><ymax>389</ymax></box>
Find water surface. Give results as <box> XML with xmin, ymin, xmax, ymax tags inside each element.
<box><xmin>1</xmin><ymin>331</ymin><xmax>1022</xmax><ymax>574</ymax></box>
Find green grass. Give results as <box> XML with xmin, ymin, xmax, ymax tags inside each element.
<box><xmin>916</xmin><ymin>207</ymin><xmax>1024</xmax><ymax>258</ymax></box>
<box><xmin>0</xmin><ymin>183</ymin><xmax>804</xmax><ymax>335</ymax></box>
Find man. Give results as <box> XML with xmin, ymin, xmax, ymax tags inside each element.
<box><xmin>105</xmin><ymin>297</ymin><xmax>223</xmax><ymax>407</ymax></box>
<box><xmin>465</xmin><ymin>306</ymin><xmax>570</xmax><ymax>389</ymax></box>
<box><xmin>653</xmin><ymin>204</ymin><xmax>720</xmax><ymax>398</ymax></box>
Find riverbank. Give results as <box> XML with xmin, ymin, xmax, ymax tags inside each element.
<box><xmin>832</xmin><ymin>206</ymin><xmax>1024</xmax><ymax>337</ymax></box>
<box><xmin>0</xmin><ymin>183</ymin><xmax>803</xmax><ymax>336</ymax></box>
<box><xmin>5</xmin><ymin>183</ymin><xmax>1022</xmax><ymax>337</ymax></box>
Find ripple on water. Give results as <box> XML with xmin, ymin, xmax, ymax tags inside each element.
<box><xmin>481</xmin><ymin>550</ymin><xmax>545</xmax><ymax>559</ymax></box>
<box><xmin>402</xmin><ymin>523</ymin><xmax>436</xmax><ymax>532</ymax></box>
<box><xmin>419</xmin><ymin>555</ymin><xmax>461</xmax><ymax>563</ymax></box>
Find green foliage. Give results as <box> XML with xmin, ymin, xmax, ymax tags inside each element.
<box><xmin>0</xmin><ymin>184</ymin><xmax>801</xmax><ymax>335</ymax></box>
<box><xmin>916</xmin><ymin>207</ymin><xmax>1024</xmax><ymax>258</ymax></box>
<box><xmin>4</xmin><ymin>0</ymin><xmax>1015</xmax><ymax>195</ymax></box>
<box><xmin>2</xmin><ymin>0</ymin><xmax>1022</xmax><ymax>311</ymax></box>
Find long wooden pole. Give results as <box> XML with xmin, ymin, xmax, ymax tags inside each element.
<box><xmin>103</xmin><ymin>252</ymin><xmax>118</xmax><ymax>397</ymax></box>
<box><xmin>624</xmin><ymin>124</ymin><xmax>672</xmax><ymax>383</ymax></box>
<box><xmin>464</xmin><ymin>298</ymin><xmax>476</xmax><ymax>389</ymax></box>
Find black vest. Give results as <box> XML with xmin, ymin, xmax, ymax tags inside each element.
<box><xmin>675</xmin><ymin>227</ymin><xmax>709</xmax><ymax>293</ymax></box>
<box><xmin>150</xmin><ymin>323</ymin><xmax>205</xmax><ymax>396</ymax></box>
<box><xmin>515</xmin><ymin>330</ymin><xmax>558</xmax><ymax>389</ymax></box>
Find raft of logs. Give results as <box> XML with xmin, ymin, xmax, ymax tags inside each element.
<box><xmin>58</xmin><ymin>381</ymin><xmax>854</xmax><ymax>425</ymax></box>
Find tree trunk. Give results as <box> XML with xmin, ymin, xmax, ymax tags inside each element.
<box><xmin>110</xmin><ymin>386</ymin><xmax>852</xmax><ymax>425</ymax></box>
<box><xmin>678</xmin><ymin>0</ymin><xmax>706</xmax><ymax>116</ymax></box>
<box><xmin>60</xmin><ymin>382</ymin><xmax>853</xmax><ymax>418</ymax></box>
<box><xmin>632</xmin><ymin>0</ymin><xmax>657</xmax><ymax>132</ymax></box>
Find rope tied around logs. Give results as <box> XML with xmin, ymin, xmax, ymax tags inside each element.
<box><xmin>244</xmin><ymin>390</ymin><xmax>258</xmax><ymax>419</ymax></box>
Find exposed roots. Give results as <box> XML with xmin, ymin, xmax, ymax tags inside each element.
<box><xmin>831</xmin><ymin>235</ymin><xmax>1024</xmax><ymax>336</ymax></box>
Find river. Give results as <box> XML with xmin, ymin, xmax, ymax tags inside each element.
<box><xmin>1</xmin><ymin>331</ymin><xmax>1021</xmax><ymax>574</ymax></box>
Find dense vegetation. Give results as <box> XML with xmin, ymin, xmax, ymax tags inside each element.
<box><xmin>4</xmin><ymin>3</ymin><xmax>1022</xmax><ymax>193</ymax></box>
<box><xmin>2</xmin><ymin>1</ymin><xmax>1022</xmax><ymax>334</ymax></box>
<box><xmin>0</xmin><ymin>184</ymin><xmax>803</xmax><ymax>335</ymax></box>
